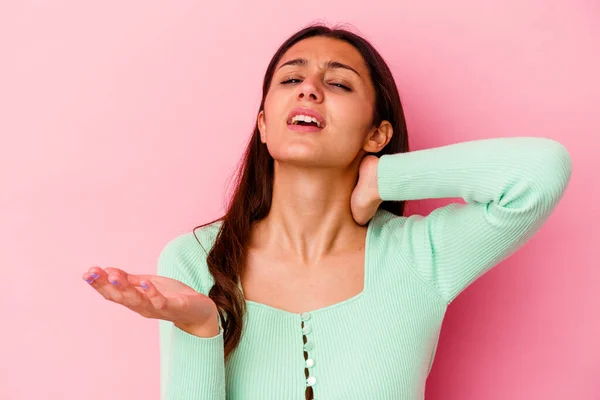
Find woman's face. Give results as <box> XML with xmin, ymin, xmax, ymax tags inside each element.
<box><xmin>258</xmin><ymin>36</ymin><xmax>391</xmax><ymax>168</ymax></box>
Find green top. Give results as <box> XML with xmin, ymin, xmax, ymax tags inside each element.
<box><xmin>158</xmin><ymin>137</ymin><xmax>571</xmax><ymax>400</ymax></box>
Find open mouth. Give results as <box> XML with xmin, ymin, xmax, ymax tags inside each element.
<box><xmin>289</xmin><ymin>115</ymin><xmax>321</xmax><ymax>128</ymax></box>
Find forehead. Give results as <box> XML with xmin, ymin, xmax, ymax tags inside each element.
<box><xmin>276</xmin><ymin>36</ymin><xmax>368</xmax><ymax>75</ymax></box>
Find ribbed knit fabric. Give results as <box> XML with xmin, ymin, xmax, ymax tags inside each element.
<box><xmin>158</xmin><ymin>137</ymin><xmax>572</xmax><ymax>400</ymax></box>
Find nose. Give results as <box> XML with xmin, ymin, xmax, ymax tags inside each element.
<box><xmin>297</xmin><ymin>76</ymin><xmax>323</xmax><ymax>103</ymax></box>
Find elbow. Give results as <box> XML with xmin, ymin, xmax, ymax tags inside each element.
<box><xmin>535</xmin><ymin>139</ymin><xmax>572</xmax><ymax>205</ymax></box>
<box><xmin>500</xmin><ymin>138</ymin><xmax>572</xmax><ymax>216</ymax></box>
<box><xmin>519</xmin><ymin>139</ymin><xmax>572</xmax><ymax>216</ymax></box>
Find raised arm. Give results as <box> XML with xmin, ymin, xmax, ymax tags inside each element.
<box><xmin>377</xmin><ymin>137</ymin><xmax>572</xmax><ymax>304</ymax></box>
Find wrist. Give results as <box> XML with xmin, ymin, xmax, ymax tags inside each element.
<box><xmin>371</xmin><ymin>158</ymin><xmax>382</xmax><ymax>203</ymax></box>
<box><xmin>175</xmin><ymin>317</ymin><xmax>220</xmax><ymax>338</ymax></box>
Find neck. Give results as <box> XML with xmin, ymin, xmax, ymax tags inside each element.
<box><xmin>251</xmin><ymin>161</ymin><xmax>366</xmax><ymax>264</ymax></box>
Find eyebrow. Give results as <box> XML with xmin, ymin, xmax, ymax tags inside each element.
<box><xmin>277</xmin><ymin>58</ymin><xmax>361</xmax><ymax>78</ymax></box>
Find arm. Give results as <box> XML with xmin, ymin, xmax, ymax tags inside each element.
<box><xmin>378</xmin><ymin>136</ymin><xmax>572</xmax><ymax>304</ymax></box>
<box><xmin>157</xmin><ymin>238</ymin><xmax>226</xmax><ymax>400</ymax></box>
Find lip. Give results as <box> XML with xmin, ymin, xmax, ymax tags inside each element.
<box><xmin>286</xmin><ymin>107</ymin><xmax>326</xmax><ymax>130</ymax></box>
<box><xmin>287</xmin><ymin>123</ymin><xmax>322</xmax><ymax>133</ymax></box>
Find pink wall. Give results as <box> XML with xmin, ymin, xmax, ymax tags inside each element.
<box><xmin>2</xmin><ymin>1</ymin><xmax>598</xmax><ymax>399</ymax></box>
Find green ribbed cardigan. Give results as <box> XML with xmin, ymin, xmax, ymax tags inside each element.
<box><xmin>158</xmin><ymin>137</ymin><xmax>572</xmax><ymax>400</ymax></box>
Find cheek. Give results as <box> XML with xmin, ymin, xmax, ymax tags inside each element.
<box><xmin>351</xmin><ymin>97</ymin><xmax>375</xmax><ymax>128</ymax></box>
<box><xmin>263</xmin><ymin>90</ymin><xmax>285</xmax><ymax>126</ymax></box>
<box><xmin>331</xmin><ymin>100</ymin><xmax>374</xmax><ymax>144</ymax></box>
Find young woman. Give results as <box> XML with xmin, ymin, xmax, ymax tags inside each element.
<box><xmin>82</xmin><ymin>24</ymin><xmax>572</xmax><ymax>399</ymax></box>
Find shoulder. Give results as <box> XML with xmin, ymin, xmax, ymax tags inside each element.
<box><xmin>159</xmin><ymin>219</ymin><xmax>223</xmax><ymax>260</ymax></box>
<box><xmin>156</xmin><ymin>219</ymin><xmax>223</xmax><ymax>295</ymax></box>
<box><xmin>369</xmin><ymin>207</ymin><xmax>411</xmax><ymax>241</ymax></box>
<box><xmin>368</xmin><ymin>207</ymin><xmax>430</xmax><ymax>263</ymax></box>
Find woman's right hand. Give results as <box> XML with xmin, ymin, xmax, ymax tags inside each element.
<box><xmin>82</xmin><ymin>267</ymin><xmax>220</xmax><ymax>337</ymax></box>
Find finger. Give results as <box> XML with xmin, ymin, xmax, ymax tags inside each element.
<box><xmin>103</xmin><ymin>267</ymin><xmax>141</xmax><ymax>298</ymax></box>
<box><xmin>82</xmin><ymin>271</ymin><xmax>97</xmax><ymax>284</ymax></box>
<box><xmin>102</xmin><ymin>268</ymin><xmax>152</xmax><ymax>290</ymax></box>
<box><xmin>82</xmin><ymin>265</ymin><xmax>105</xmax><ymax>283</ymax></box>
<box><xmin>103</xmin><ymin>268</ymin><xmax>152</xmax><ymax>289</ymax></box>
<box><xmin>86</xmin><ymin>267</ymin><xmax>124</xmax><ymax>302</ymax></box>
<box><xmin>126</xmin><ymin>274</ymin><xmax>155</xmax><ymax>287</ymax></box>
<box><xmin>107</xmin><ymin>272</ymin><xmax>149</xmax><ymax>309</ymax></box>
<box><xmin>104</xmin><ymin>271</ymin><xmax>153</xmax><ymax>294</ymax></box>
<box><xmin>139</xmin><ymin>279</ymin><xmax>168</xmax><ymax>312</ymax></box>
<box><xmin>104</xmin><ymin>267</ymin><xmax>131</xmax><ymax>280</ymax></box>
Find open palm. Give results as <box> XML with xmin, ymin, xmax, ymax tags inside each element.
<box><xmin>82</xmin><ymin>266</ymin><xmax>218</xmax><ymax>333</ymax></box>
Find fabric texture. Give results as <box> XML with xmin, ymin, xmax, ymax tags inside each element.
<box><xmin>158</xmin><ymin>137</ymin><xmax>572</xmax><ymax>400</ymax></box>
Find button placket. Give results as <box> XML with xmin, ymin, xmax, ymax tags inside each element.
<box><xmin>301</xmin><ymin>312</ymin><xmax>317</xmax><ymax>399</ymax></box>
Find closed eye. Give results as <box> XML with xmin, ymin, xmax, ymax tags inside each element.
<box><xmin>281</xmin><ymin>78</ymin><xmax>302</xmax><ymax>84</ymax></box>
<box><xmin>280</xmin><ymin>78</ymin><xmax>352</xmax><ymax>92</ymax></box>
<box><xmin>330</xmin><ymin>82</ymin><xmax>351</xmax><ymax>91</ymax></box>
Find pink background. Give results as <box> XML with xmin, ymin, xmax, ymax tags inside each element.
<box><xmin>1</xmin><ymin>1</ymin><xmax>598</xmax><ymax>399</ymax></box>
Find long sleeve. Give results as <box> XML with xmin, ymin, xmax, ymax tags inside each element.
<box><xmin>377</xmin><ymin>136</ymin><xmax>572</xmax><ymax>304</ymax></box>
<box><xmin>157</xmin><ymin>238</ymin><xmax>226</xmax><ymax>400</ymax></box>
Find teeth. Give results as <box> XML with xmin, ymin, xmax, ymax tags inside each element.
<box><xmin>291</xmin><ymin>114</ymin><xmax>321</xmax><ymax>128</ymax></box>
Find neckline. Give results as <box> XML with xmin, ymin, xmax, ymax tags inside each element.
<box><xmin>240</xmin><ymin>210</ymin><xmax>378</xmax><ymax>318</ymax></box>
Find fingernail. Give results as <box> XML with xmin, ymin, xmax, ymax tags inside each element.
<box><xmin>90</xmin><ymin>273</ymin><xmax>99</xmax><ymax>279</ymax></box>
<box><xmin>109</xmin><ymin>278</ymin><xmax>118</xmax><ymax>286</ymax></box>
<box><xmin>141</xmin><ymin>282</ymin><xmax>149</xmax><ymax>290</ymax></box>
<box><xmin>83</xmin><ymin>277</ymin><xmax>94</xmax><ymax>284</ymax></box>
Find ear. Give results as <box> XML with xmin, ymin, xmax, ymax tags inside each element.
<box><xmin>363</xmin><ymin>120</ymin><xmax>393</xmax><ymax>153</ymax></box>
<box><xmin>257</xmin><ymin>110</ymin><xmax>267</xmax><ymax>143</ymax></box>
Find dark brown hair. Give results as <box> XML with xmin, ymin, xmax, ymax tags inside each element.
<box><xmin>193</xmin><ymin>23</ymin><xmax>409</xmax><ymax>361</ymax></box>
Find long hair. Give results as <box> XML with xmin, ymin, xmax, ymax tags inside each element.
<box><xmin>192</xmin><ymin>24</ymin><xmax>409</xmax><ymax>360</ymax></box>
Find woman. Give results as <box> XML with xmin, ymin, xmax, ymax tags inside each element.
<box><xmin>82</xmin><ymin>24</ymin><xmax>572</xmax><ymax>399</ymax></box>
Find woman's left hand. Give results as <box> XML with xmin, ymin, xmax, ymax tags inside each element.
<box><xmin>351</xmin><ymin>155</ymin><xmax>382</xmax><ymax>225</ymax></box>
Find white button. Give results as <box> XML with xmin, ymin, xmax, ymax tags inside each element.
<box><xmin>302</xmin><ymin>325</ymin><xmax>311</xmax><ymax>335</ymax></box>
<box><xmin>304</xmin><ymin>342</ymin><xmax>314</xmax><ymax>351</ymax></box>
<box><xmin>306</xmin><ymin>376</ymin><xmax>316</xmax><ymax>386</ymax></box>
<box><xmin>301</xmin><ymin>312</ymin><xmax>311</xmax><ymax>321</ymax></box>
<box><xmin>305</xmin><ymin>358</ymin><xmax>315</xmax><ymax>368</ymax></box>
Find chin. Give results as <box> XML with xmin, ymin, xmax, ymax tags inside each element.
<box><xmin>268</xmin><ymin>141</ymin><xmax>317</xmax><ymax>160</ymax></box>
<box><xmin>272</xmin><ymin>153</ymin><xmax>323</xmax><ymax>167</ymax></box>
<box><xmin>267</xmin><ymin>140</ymin><xmax>352</xmax><ymax>168</ymax></box>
